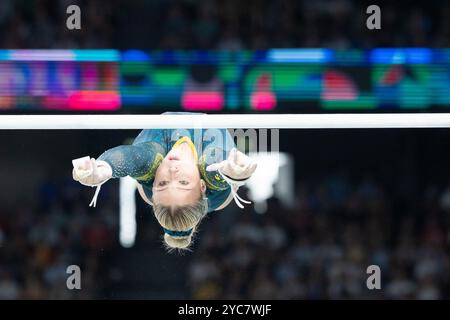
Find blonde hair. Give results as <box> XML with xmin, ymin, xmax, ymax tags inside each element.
<box><xmin>153</xmin><ymin>198</ymin><xmax>208</xmax><ymax>251</ymax></box>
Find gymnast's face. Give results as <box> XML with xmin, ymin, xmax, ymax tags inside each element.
<box><xmin>152</xmin><ymin>142</ymin><xmax>206</xmax><ymax>207</ymax></box>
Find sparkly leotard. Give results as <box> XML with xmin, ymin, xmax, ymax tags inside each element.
<box><xmin>97</xmin><ymin>126</ymin><xmax>236</xmax><ymax>212</ymax></box>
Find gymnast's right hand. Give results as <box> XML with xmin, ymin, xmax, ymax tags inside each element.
<box><xmin>72</xmin><ymin>156</ymin><xmax>113</xmax><ymax>187</ymax></box>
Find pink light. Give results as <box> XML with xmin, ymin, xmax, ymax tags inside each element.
<box><xmin>321</xmin><ymin>90</ymin><xmax>358</xmax><ymax>100</ymax></box>
<box><xmin>68</xmin><ymin>91</ymin><xmax>121</xmax><ymax>110</ymax></box>
<box><xmin>181</xmin><ymin>92</ymin><xmax>224</xmax><ymax>111</ymax></box>
<box><xmin>251</xmin><ymin>92</ymin><xmax>277</xmax><ymax>110</ymax></box>
<box><xmin>321</xmin><ymin>70</ymin><xmax>358</xmax><ymax>101</ymax></box>
<box><xmin>81</xmin><ymin>63</ymin><xmax>98</xmax><ymax>90</ymax></box>
<box><xmin>43</xmin><ymin>95</ymin><xmax>68</xmax><ymax>109</ymax></box>
<box><xmin>250</xmin><ymin>73</ymin><xmax>277</xmax><ymax>110</ymax></box>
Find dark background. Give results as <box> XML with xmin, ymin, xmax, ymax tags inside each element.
<box><xmin>0</xmin><ymin>0</ymin><xmax>449</xmax><ymax>300</ymax></box>
<box><xmin>1</xmin><ymin>0</ymin><xmax>448</xmax><ymax>49</ymax></box>
<box><xmin>1</xmin><ymin>128</ymin><xmax>449</xmax><ymax>299</ymax></box>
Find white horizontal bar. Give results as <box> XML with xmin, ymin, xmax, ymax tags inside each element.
<box><xmin>0</xmin><ymin>114</ymin><xmax>450</xmax><ymax>129</ymax></box>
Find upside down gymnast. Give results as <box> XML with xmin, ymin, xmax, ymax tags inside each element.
<box><xmin>71</xmin><ymin>113</ymin><xmax>257</xmax><ymax>250</ymax></box>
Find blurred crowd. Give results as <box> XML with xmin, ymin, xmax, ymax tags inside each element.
<box><xmin>0</xmin><ymin>177</ymin><xmax>118</xmax><ymax>299</ymax></box>
<box><xmin>188</xmin><ymin>175</ymin><xmax>450</xmax><ymax>299</ymax></box>
<box><xmin>1</xmin><ymin>171</ymin><xmax>449</xmax><ymax>299</ymax></box>
<box><xmin>0</xmin><ymin>0</ymin><xmax>449</xmax><ymax>49</ymax></box>
<box><xmin>0</xmin><ymin>0</ymin><xmax>449</xmax><ymax>301</ymax></box>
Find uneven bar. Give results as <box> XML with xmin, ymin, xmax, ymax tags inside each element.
<box><xmin>1</xmin><ymin>114</ymin><xmax>450</xmax><ymax>129</ymax></box>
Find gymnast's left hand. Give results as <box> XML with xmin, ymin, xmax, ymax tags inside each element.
<box><xmin>72</xmin><ymin>156</ymin><xmax>113</xmax><ymax>187</ymax></box>
<box><xmin>205</xmin><ymin>148</ymin><xmax>257</xmax><ymax>181</ymax></box>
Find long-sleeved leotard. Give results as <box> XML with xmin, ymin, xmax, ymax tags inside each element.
<box><xmin>97</xmin><ymin>127</ymin><xmax>236</xmax><ymax>212</ymax></box>
<box><xmin>98</xmin><ymin>141</ymin><xmax>165</xmax><ymax>182</ymax></box>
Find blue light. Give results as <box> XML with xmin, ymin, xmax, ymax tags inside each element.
<box><xmin>371</xmin><ymin>48</ymin><xmax>432</xmax><ymax>64</ymax></box>
<box><xmin>74</xmin><ymin>50</ymin><xmax>120</xmax><ymax>61</ymax></box>
<box><xmin>0</xmin><ymin>50</ymin><xmax>120</xmax><ymax>61</ymax></box>
<box><xmin>0</xmin><ymin>50</ymin><xmax>11</xmax><ymax>60</ymax></box>
<box><xmin>267</xmin><ymin>49</ymin><xmax>334</xmax><ymax>63</ymax></box>
<box><xmin>121</xmin><ymin>50</ymin><xmax>150</xmax><ymax>62</ymax></box>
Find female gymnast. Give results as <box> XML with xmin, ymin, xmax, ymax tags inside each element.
<box><xmin>71</xmin><ymin>114</ymin><xmax>257</xmax><ymax>250</ymax></box>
